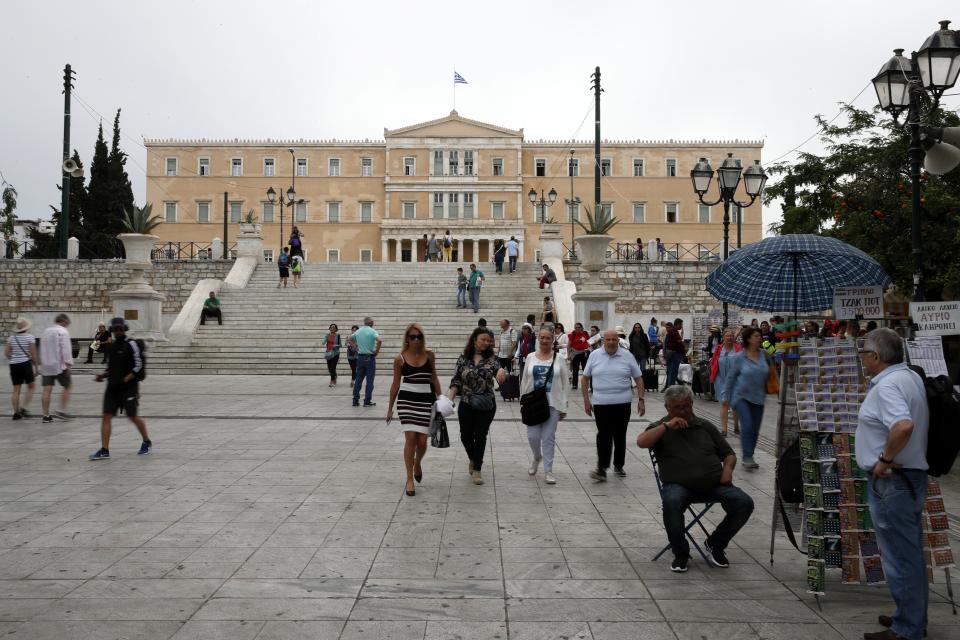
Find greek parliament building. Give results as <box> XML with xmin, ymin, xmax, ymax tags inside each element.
<box><xmin>145</xmin><ymin>111</ymin><xmax>763</xmax><ymax>263</ymax></box>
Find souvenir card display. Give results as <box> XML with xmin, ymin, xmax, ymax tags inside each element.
<box><xmin>924</xmin><ymin>480</ymin><xmax>956</xmax><ymax>569</ymax></box>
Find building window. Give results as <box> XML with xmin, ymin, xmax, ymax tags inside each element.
<box><xmin>229</xmin><ymin>201</ymin><xmax>242</xmax><ymax>222</ymax></box>
<box><xmin>568</xmin><ymin>158</ymin><xmax>579</xmax><ymax>177</ymax></box>
<box><xmin>327</xmin><ymin>202</ymin><xmax>340</xmax><ymax>223</ymax></box>
<box><xmin>198</xmin><ymin>157</ymin><xmax>210</xmax><ymax>176</ymax></box>
<box><xmin>698</xmin><ymin>204</ymin><xmax>711</xmax><ymax>224</ymax></box>
<box><xmin>600</xmin><ymin>158</ymin><xmax>612</xmax><ymax>176</ymax></box>
<box><xmin>403</xmin><ymin>156</ymin><xmax>415</xmax><ymax>176</ymax></box>
<box><xmin>448</xmin><ymin>192</ymin><xmax>459</xmax><ymax>219</ymax></box>
<box><xmin>568</xmin><ymin>201</ymin><xmax>580</xmax><ymax>223</ymax></box>
<box><xmin>732</xmin><ymin>204</ymin><xmax>743</xmax><ymax>224</ymax></box>
<box><xmin>328</xmin><ymin>158</ymin><xmax>340</xmax><ymax>177</ymax></box>
<box><xmin>328</xmin><ymin>249</ymin><xmax>340</xmax><ymax>263</ymax></box>
<box><xmin>463</xmin><ymin>193</ymin><xmax>474</xmax><ymax>218</ymax></box>
<box><xmin>463</xmin><ymin>150</ymin><xmax>474</xmax><ymax>175</ymax></box>
<box><xmin>633</xmin><ymin>202</ymin><xmax>645</xmax><ymax>223</ymax></box>
<box><xmin>361</xmin><ymin>157</ymin><xmax>373</xmax><ymax>177</ymax></box>
<box><xmin>197</xmin><ymin>201</ymin><xmax>210</xmax><ymax>223</ymax></box>
<box><xmin>492</xmin><ymin>157</ymin><xmax>503</xmax><ymax>177</ymax></box>
<box><xmin>262</xmin><ymin>202</ymin><xmax>274</xmax><ymax>223</ymax></box>
<box><xmin>294</xmin><ymin>202</ymin><xmax>307</xmax><ymax>222</ymax></box>
<box><xmin>433</xmin><ymin>193</ymin><xmax>444</xmax><ymax>218</ymax></box>
<box><xmin>360</xmin><ymin>249</ymin><xmax>372</xmax><ymax>263</ymax></box>
<box><xmin>535</xmin><ymin>158</ymin><xmax>546</xmax><ymax>177</ymax></box>
<box><xmin>665</xmin><ymin>158</ymin><xmax>677</xmax><ymax>177</ymax></box>
<box><xmin>231</xmin><ymin>158</ymin><xmax>243</xmax><ymax>177</ymax></box>
<box><xmin>360</xmin><ymin>202</ymin><xmax>372</xmax><ymax>223</ymax></box>
<box><xmin>165</xmin><ymin>157</ymin><xmax>177</xmax><ymax>176</ymax></box>
<box><xmin>263</xmin><ymin>249</ymin><xmax>274</xmax><ymax>263</ymax></box>
<box><xmin>263</xmin><ymin>157</ymin><xmax>275</xmax><ymax>176</ymax></box>
<box><xmin>534</xmin><ymin>202</ymin><xmax>547</xmax><ymax>223</ymax></box>
<box><xmin>163</xmin><ymin>202</ymin><xmax>176</xmax><ymax>223</ymax></box>
<box><xmin>433</xmin><ymin>150</ymin><xmax>444</xmax><ymax>175</ymax></box>
<box><xmin>632</xmin><ymin>158</ymin><xmax>644</xmax><ymax>177</ymax></box>
<box><xmin>492</xmin><ymin>202</ymin><xmax>504</xmax><ymax>220</ymax></box>
<box><xmin>601</xmin><ymin>202</ymin><xmax>614</xmax><ymax>218</ymax></box>
<box><xmin>448</xmin><ymin>150</ymin><xmax>459</xmax><ymax>175</ymax></box>
<box><xmin>403</xmin><ymin>202</ymin><xmax>416</xmax><ymax>219</ymax></box>
<box><xmin>296</xmin><ymin>157</ymin><xmax>307</xmax><ymax>177</ymax></box>
<box><xmin>665</xmin><ymin>202</ymin><xmax>678</xmax><ymax>223</ymax></box>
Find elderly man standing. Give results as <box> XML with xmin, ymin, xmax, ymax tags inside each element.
<box><xmin>581</xmin><ymin>328</ymin><xmax>644</xmax><ymax>481</ymax></box>
<box><xmin>638</xmin><ymin>385</ymin><xmax>754</xmax><ymax>572</ymax></box>
<box><xmin>351</xmin><ymin>317</ymin><xmax>382</xmax><ymax>407</ymax></box>
<box><xmin>857</xmin><ymin>328</ymin><xmax>929</xmax><ymax>640</ymax></box>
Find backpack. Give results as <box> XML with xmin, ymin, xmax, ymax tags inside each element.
<box><xmin>443</xmin><ymin>237</ymin><xmax>451</xmax><ymax>248</ymax></box>
<box><xmin>278</xmin><ymin>254</ymin><xmax>289</xmax><ymax>267</ymax></box>
<box><xmin>128</xmin><ymin>338</ymin><xmax>147</xmax><ymax>382</ymax></box>
<box><xmin>909</xmin><ymin>365</ymin><xmax>960</xmax><ymax>477</ymax></box>
<box><xmin>776</xmin><ymin>440</ymin><xmax>805</xmax><ymax>552</ymax></box>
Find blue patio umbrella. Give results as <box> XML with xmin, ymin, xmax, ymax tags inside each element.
<box><xmin>705</xmin><ymin>234</ymin><xmax>892</xmax><ymax>315</ymax></box>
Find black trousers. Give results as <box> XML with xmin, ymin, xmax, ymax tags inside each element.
<box><xmin>200</xmin><ymin>308</ymin><xmax>222</xmax><ymax>325</ymax></box>
<box><xmin>348</xmin><ymin>358</ymin><xmax>357</xmax><ymax>381</ymax></box>
<box><xmin>498</xmin><ymin>357</ymin><xmax>513</xmax><ymax>374</ymax></box>
<box><xmin>593</xmin><ymin>403</ymin><xmax>631</xmax><ymax>470</ymax></box>
<box><xmin>326</xmin><ymin>355</ymin><xmax>339</xmax><ymax>380</ymax></box>
<box><xmin>458</xmin><ymin>401</ymin><xmax>495</xmax><ymax>471</ymax></box>
<box><xmin>570</xmin><ymin>351</ymin><xmax>588</xmax><ymax>389</ymax></box>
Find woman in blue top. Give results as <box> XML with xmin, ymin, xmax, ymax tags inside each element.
<box><xmin>723</xmin><ymin>326</ymin><xmax>769</xmax><ymax>470</ymax></box>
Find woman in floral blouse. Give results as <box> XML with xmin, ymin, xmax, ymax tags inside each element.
<box><xmin>448</xmin><ymin>327</ymin><xmax>508</xmax><ymax>485</ymax></box>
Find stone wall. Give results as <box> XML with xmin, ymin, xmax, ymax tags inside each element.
<box><xmin>0</xmin><ymin>260</ymin><xmax>234</xmax><ymax>337</ymax></box>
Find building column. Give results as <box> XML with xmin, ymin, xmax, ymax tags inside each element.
<box><xmin>395</xmin><ymin>238</ymin><xmax>403</xmax><ymax>262</ymax></box>
<box><xmin>471</xmin><ymin>239</ymin><xmax>478</xmax><ymax>263</ymax></box>
<box><xmin>381</xmin><ymin>239</ymin><xmax>389</xmax><ymax>263</ymax></box>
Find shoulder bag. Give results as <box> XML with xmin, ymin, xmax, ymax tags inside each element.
<box><xmin>765</xmin><ymin>352</ymin><xmax>780</xmax><ymax>395</ymax></box>
<box><xmin>520</xmin><ymin>355</ymin><xmax>555</xmax><ymax>426</ymax></box>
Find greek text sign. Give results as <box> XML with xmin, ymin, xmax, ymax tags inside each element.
<box><xmin>910</xmin><ymin>301</ymin><xmax>960</xmax><ymax>336</ymax></box>
<box><xmin>833</xmin><ymin>286</ymin><xmax>883</xmax><ymax>320</ymax></box>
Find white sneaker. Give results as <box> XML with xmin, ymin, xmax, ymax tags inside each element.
<box><xmin>528</xmin><ymin>456</ymin><xmax>541</xmax><ymax>476</ymax></box>
<box><xmin>544</xmin><ymin>472</ymin><xmax>556</xmax><ymax>484</ymax></box>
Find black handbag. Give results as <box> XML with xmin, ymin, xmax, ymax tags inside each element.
<box><xmin>430</xmin><ymin>412</ymin><xmax>450</xmax><ymax>448</ymax></box>
<box><xmin>520</xmin><ymin>355</ymin><xmax>556</xmax><ymax>426</ymax></box>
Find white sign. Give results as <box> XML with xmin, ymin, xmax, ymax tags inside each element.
<box><xmin>910</xmin><ymin>301</ymin><xmax>960</xmax><ymax>336</ymax></box>
<box><xmin>833</xmin><ymin>286</ymin><xmax>883</xmax><ymax>320</ymax></box>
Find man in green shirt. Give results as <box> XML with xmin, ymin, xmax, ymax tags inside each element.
<box><xmin>467</xmin><ymin>263</ymin><xmax>484</xmax><ymax>314</ymax></box>
<box><xmin>200</xmin><ymin>291</ymin><xmax>222</xmax><ymax>325</ymax></box>
<box><xmin>637</xmin><ymin>385</ymin><xmax>754</xmax><ymax>573</ymax></box>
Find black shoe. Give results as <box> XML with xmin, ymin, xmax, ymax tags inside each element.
<box><xmin>414</xmin><ymin>471</ymin><xmax>423</xmax><ymax>483</ymax></box>
<box><xmin>363</xmin><ymin>402</ymin><xmax>376</xmax><ymax>407</ymax></box>
<box><xmin>352</xmin><ymin>401</ymin><xmax>360</xmax><ymax>407</ymax></box>
<box><xmin>705</xmin><ymin>538</ymin><xmax>729</xmax><ymax>568</ymax></box>
<box><xmin>42</xmin><ymin>415</ymin><xmax>53</xmax><ymax>423</ymax></box>
<box><xmin>589</xmin><ymin>468</ymin><xmax>607</xmax><ymax>482</ymax></box>
<box><xmin>878</xmin><ymin>615</ymin><xmax>926</xmax><ymax>637</ymax></box>
<box><xmin>670</xmin><ymin>555</ymin><xmax>689</xmax><ymax>572</ymax></box>
<box><xmin>614</xmin><ymin>466</ymin><xmax>626</xmax><ymax>477</ymax></box>
<box><xmin>12</xmin><ymin>411</ymin><xmax>22</xmax><ymax>421</ymax></box>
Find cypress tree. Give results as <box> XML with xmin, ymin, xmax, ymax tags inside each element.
<box><xmin>84</xmin><ymin>121</ymin><xmax>116</xmax><ymax>256</ymax></box>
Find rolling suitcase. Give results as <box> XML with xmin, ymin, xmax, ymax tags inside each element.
<box><xmin>642</xmin><ymin>367</ymin><xmax>659</xmax><ymax>393</ymax></box>
<box><xmin>499</xmin><ymin>374</ymin><xmax>520</xmax><ymax>401</ymax></box>
<box><xmin>694</xmin><ymin>360</ymin><xmax>713</xmax><ymax>399</ymax></box>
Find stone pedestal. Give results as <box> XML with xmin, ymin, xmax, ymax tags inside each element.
<box><xmin>211</xmin><ymin>237</ymin><xmax>223</xmax><ymax>260</ymax></box>
<box><xmin>112</xmin><ymin>234</ymin><xmax>166</xmax><ymax>342</ymax></box>
<box><xmin>67</xmin><ymin>237</ymin><xmax>79</xmax><ymax>260</ymax></box>
<box><xmin>572</xmin><ymin>234</ymin><xmax>616</xmax><ymax>328</ymax></box>
<box><xmin>538</xmin><ymin>224</ymin><xmax>564</xmax><ymax>262</ymax></box>
<box><xmin>236</xmin><ymin>225</ymin><xmax>264</xmax><ymax>262</ymax></box>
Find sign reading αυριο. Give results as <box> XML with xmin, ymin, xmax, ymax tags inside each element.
<box><xmin>833</xmin><ymin>286</ymin><xmax>883</xmax><ymax>320</ymax></box>
<box><xmin>910</xmin><ymin>301</ymin><xmax>960</xmax><ymax>336</ymax></box>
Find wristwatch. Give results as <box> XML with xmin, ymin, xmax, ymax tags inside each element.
<box><xmin>878</xmin><ymin>454</ymin><xmax>894</xmax><ymax>464</ymax></box>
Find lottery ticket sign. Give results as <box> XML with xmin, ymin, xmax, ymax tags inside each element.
<box><xmin>833</xmin><ymin>286</ymin><xmax>883</xmax><ymax>320</ymax></box>
<box><xmin>910</xmin><ymin>301</ymin><xmax>960</xmax><ymax>336</ymax></box>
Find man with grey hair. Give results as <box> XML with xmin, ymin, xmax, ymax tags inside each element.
<box><xmin>638</xmin><ymin>385</ymin><xmax>753</xmax><ymax>572</ymax></box>
<box><xmin>582</xmin><ymin>328</ymin><xmax>645</xmax><ymax>481</ymax></box>
<box><xmin>857</xmin><ymin>328</ymin><xmax>929</xmax><ymax>640</ymax></box>
<box><xmin>351</xmin><ymin>317</ymin><xmax>382</xmax><ymax>407</ymax></box>
<box><xmin>39</xmin><ymin>313</ymin><xmax>73</xmax><ymax>423</ymax></box>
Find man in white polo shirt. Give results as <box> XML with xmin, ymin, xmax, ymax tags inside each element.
<box><xmin>856</xmin><ymin>328</ymin><xmax>929</xmax><ymax>640</ymax></box>
<box><xmin>39</xmin><ymin>313</ymin><xmax>73</xmax><ymax>423</ymax></box>
<box><xmin>581</xmin><ymin>328</ymin><xmax>645</xmax><ymax>481</ymax></box>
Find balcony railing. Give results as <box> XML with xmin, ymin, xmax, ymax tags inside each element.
<box><xmin>562</xmin><ymin>241</ymin><xmax>742</xmax><ymax>263</ymax></box>
<box><xmin>152</xmin><ymin>241</ymin><xmax>237</xmax><ymax>261</ymax></box>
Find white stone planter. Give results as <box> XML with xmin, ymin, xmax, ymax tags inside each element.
<box><xmin>118</xmin><ymin>233</ymin><xmax>159</xmax><ymax>268</ymax></box>
<box><xmin>238</xmin><ymin>223</ymin><xmax>261</xmax><ymax>235</ymax></box>
<box><xmin>576</xmin><ymin>234</ymin><xmax>613</xmax><ymax>271</ymax></box>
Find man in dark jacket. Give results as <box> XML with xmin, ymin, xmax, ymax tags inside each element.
<box><xmin>89</xmin><ymin>317</ymin><xmax>152</xmax><ymax>460</ymax></box>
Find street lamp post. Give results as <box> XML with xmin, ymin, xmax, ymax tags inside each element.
<box><xmin>266</xmin><ymin>149</ymin><xmax>302</xmax><ymax>255</ymax></box>
<box><xmin>691</xmin><ymin>153</ymin><xmax>767</xmax><ymax>329</ymax></box>
<box><xmin>566</xmin><ymin>148</ymin><xmax>581</xmax><ymax>260</ymax></box>
<box><xmin>528</xmin><ymin>187</ymin><xmax>558</xmax><ymax>226</ymax></box>
<box><xmin>871</xmin><ymin>21</ymin><xmax>960</xmax><ymax>302</ymax></box>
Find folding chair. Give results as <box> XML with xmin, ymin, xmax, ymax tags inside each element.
<box><xmin>649</xmin><ymin>450</ymin><xmax>716</xmax><ymax>563</ymax></box>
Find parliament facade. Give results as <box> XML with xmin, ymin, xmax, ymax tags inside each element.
<box><xmin>145</xmin><ymin>111</ymin><xmax>763</xmax><ymax>263</ymax></box>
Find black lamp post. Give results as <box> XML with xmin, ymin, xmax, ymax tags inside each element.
<box><xmin>528</xmin><ymin>187</ymin><xmax>558</xmax><ymax>225</ymax></box>
<box><xmin>566</xmin><ymin>148</ymin><xmax>581</xmax><ymax>260</ymax></box>
<box><xmin>871</xmin><ymin>20</ymin><xmax>960</xmax><ymax>302</ymax></box>
<box><xmin>691</xmin><ymin>153</ymin><xmax>767</xmax><ymax>328</ymax></box>
<box><xmin>266</xmin><ymin>149</ymin><xmax>303</xmax><ymax>254</ymax></box>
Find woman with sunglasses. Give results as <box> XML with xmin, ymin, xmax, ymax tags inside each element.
<box><xmin>448</xmin><ymin>327</ymin><xmax>508</xmax><ymax>485</ymax></box>
<box><xmin>387</xmin><ymin>323</ymin><xmax>442</xmax><ymax>497</ymax></box>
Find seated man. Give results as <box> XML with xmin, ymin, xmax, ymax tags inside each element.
<box><xmin>200</xmin><ymin>291</ymin><xmax>222</xmax><ymax>325</ymax></box>
<box><xmin>637</xmin><ymin>384</ymin><xmax>754</xmax><ymax>572</ymax></box>
<box><xmin>84</xmin><ymin>323</ymin><xmax>112</xmax><ymax>364</ymax></box>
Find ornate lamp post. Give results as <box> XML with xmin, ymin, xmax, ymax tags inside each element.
<box><xmin>691</xmin><ymin>153</ymin><xmax>767</xmax><ymax>328</ymax></box>
<box><xmin>871</xmin><ymin>20</ymin><xmax>960</xmax><ymax>301</ymax></box>
<box><xmin>266</xmin><ymin>149</ymin><xmax>303</xmax><ymax>254</ymax></box>
<box><xmin>528</xmin><ymin>187</ymin><xmax>558</xmax><ymax>225</ymax></box>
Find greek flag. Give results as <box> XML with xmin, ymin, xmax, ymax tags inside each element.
<box><xmin>454</xmin><ymin>71</ymin><xmax>468</xmax><ymax>85</ymax></box>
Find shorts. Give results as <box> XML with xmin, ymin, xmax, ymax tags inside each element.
<box><xmin>103</xmin><ymin>391</ymin><xmax>139</xmax><ymax>417</ymax></box>
<box><xmin>9</xmin><ymin>362</ymin><xmax>35</xmax><ymax>386</ymax></box>
<box><xmin>279</xmin><ymin>266</ymin><xmax>290</xmax><ymax>278</ymax></box>
<box><xmin>42</xmin><ymin>371</ymin><xmax>71</xmax><ymax>388</ymax></box>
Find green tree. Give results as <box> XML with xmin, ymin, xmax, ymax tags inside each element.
<box><xmin>2</xmin><ymin>183</ymin><xmax>17</xmax><ymax>258</ymax></box>
<box><xmin>764</xmin><ymin>104</ymin><xmax>960</xmax><ymax>300</ymax></box>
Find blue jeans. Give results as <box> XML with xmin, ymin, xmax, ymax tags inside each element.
<box><xmin>635</xmin><ymin>356</ymin><xmax>648</xmax><ymax>373</ymax></box>
<box><xmin>508</xmin><ymin>256</ymin><xmax>517</xmax><ymax>272</ymax></box>
<box><xmin>665</xmin><ymin>350</ymin><xmax>683</xmax><ymax>386</ymax></box>
<box><xmin>732</xmin><ymin>399</ymin><xmax>763</xmax><ymax>460</ymax></box>
<box><xmin>469</xmin><ymin>288</ymin><xmax>481</xmax><ymax>312</ymax></box>
<box><xmin>660</xmin><ymin>483</ymin><xmax>754</xmax><ymax>558</ymax></box>
<box><xmin>457</xmin><ymin>287</ymin><xmax>466</xmax><ymax>307</ymax></box>
<box><xmin>868</xmin><ymin>469</ymin><xmax>928</xmax><ymax>640</ymax></box>
<box><xmin>352</xmin><ymin>355</ymin><xmax>376</xmax><ymax>404</ymax></box>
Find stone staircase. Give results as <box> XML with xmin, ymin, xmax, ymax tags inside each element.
<box><xmin>149</xmin><ymin>262</ymin><xmax>548</xmax><ymax>376</ymax></box>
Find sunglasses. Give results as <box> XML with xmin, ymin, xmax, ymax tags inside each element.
<box><xmin>407</xmin><ymin>334</ymin><xmax>424</xmax><ymax>341</ymax></box>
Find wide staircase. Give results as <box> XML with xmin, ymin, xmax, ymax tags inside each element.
<box><xmin>149</xmin><ymin>262</ymin><xmax>548</xmax><ymax>376</ymax></box>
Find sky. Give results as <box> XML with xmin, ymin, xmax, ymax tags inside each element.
<box><xmin>2</xmin><ymin>0</ymin><xmax>959</xmax><ymax>232</ymax></box>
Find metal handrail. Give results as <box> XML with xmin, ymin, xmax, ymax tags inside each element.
<box><xmin>607</xmin><ymin>242</ymin><xmax>736</xmax><ymax>262</ymax></box>
<box><xmin>152</xmin><ymin>241</ymin><xmax>237</xmax><ymax>261</ymax></box>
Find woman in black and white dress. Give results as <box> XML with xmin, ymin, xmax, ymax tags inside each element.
<box><xmin>387</xmin><ymin>323</ymin><xmax>441</xmax><ymax>497</ymax></box>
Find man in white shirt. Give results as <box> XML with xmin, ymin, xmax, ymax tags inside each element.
<box><xmin>39</xmin><ymin>313</ymin><xmax>73</xmax><ymax>423</ymax></box>
<box><xmin>506</xmin><ymin>236</ymin><xmax>519</xmax><ymax>273</ymax></box>
<box><xmin>496</xmin><ymin>319</ymin><xmax>518</xmax><ymax>373</ymax></box>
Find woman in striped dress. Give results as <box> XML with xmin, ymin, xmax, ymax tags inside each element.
<box><xmin>387</xmin><ymin>323</ymin><xmax>441</xmax><ymax>497</ymax></box>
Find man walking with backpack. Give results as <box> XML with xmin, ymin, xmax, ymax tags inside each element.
<box><xmin>89</xmin><ymin>318</ymin><xmax>151</xmax><ymax>460</ymax></box>
<box><xmin>856</xmin><ymin>328</ymin><xmax>929</xmax><ymax>640</ymax></box>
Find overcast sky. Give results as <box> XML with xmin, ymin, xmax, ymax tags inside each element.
<box><xmin>2</xmin><ymin>1</ymin><xmax>958</xmax><ymax>231</ymax></box>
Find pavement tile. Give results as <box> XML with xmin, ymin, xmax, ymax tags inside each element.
<box><xmin>588</xmin><ymin>622</ymin><xmax>677</xmax><ymax>640</ymax></box>
<box><xmin>350</xmin><ymin>597</ymin><xmax>506</xmax><ymax>621</ymax></box>
<box><xmin>214</xmin><ymin>578</ymin><xmax>363</xmax><ymax>598</ymax></box>
<box><xmin>168</xmin><ymin>620</ymin><xmax>265</xmax><ymax>640</ymax></box>
<box><xmin>29</xmin><ymin>597</ymin><xmax>205</xmax><ymax>620</ymax></box>
<box><xmin>506</xmin><ymin>598</ymin><xmax>662</xmax><ymax>621</ymax></box>
<box><xmin>656</xmin><ymin>599</ymin><xmax>822</xmax><ymax>623</ymax></box>
<box><xmin>3</xmin><ymin>621</ymin><xmax>183</xmax><ymax>639</ymax></box>
<box><xmin>249</xmin><ymin>621</ymin><xmax>344</xmax><ymax>639</ymax></box>
<box><xmin>192</xmin><ymin>597</ymin><xmax>354</xmax><ymax>620</ymax></box>
<box><xmin>340</xmin><ymin>621</ymin><xmax>427</xmax><ymax>639</ymax></box>
<box><xmin>505</xmin><ymin>579</ymin><xmax>650</xmax><ymax>599</ymax></box>
<box><xmin>423</xmin><ymin>621</ymin><xmax>507</xmax><ymax>639</ymax></box>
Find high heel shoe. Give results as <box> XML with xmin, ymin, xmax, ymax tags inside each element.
<box><xmin>414</xmin><ymin>468</ymin><xmax>423</xmax><ymax>484</ymax></box>
<box><xmin>405</xmin><ymin>482</ymin><xmax>416</xmax><ymax>497</ymax></box>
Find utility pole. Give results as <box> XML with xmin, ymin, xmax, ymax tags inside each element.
<box><xmin>59</xmin><ymin>64</ymin><xmax>76</xmax><ymax>259</ymax></box>
<box><xmin>590</xmin><ymin>67</ymin><xmax>602</xmax><ymax>212</ymax></box>
<box><xmin>222</xmin><ymin>192</ymin><xmax>228</xmax><ymax>259</ymax></box>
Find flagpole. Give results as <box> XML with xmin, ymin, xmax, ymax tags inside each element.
<box><xmin>452</xmin><ymin>66</ymin><xmax>456</xmax><ymax>111</ymax></box>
